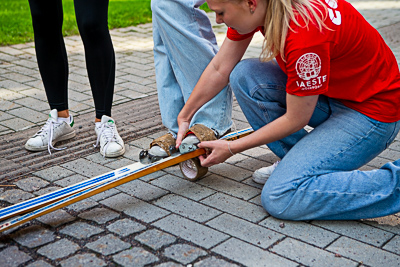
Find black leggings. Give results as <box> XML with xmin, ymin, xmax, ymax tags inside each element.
<box><xmin>28</xmin><ymin>0</ymin><xmax>115</xmax><ymax>119</ymax></box>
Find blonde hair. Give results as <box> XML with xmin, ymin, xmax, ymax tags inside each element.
<box><xmin>262</xmin><ymin>0</ymin><xmax>329</xmax><ymax>62</ymax></box>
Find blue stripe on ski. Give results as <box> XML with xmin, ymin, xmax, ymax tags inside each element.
<box><xmin>0</xmin><ymin>167</ymin><xmax>131</xmax><ymax>218</ymax></box>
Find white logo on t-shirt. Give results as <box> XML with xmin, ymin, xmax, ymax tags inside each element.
<box><xmin>296</xmin><ymin>53</ymin><xmax>321</xmax><ymax>80</ymax></box>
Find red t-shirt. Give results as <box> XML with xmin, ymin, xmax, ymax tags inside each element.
<box><xmin>227</xmin><ymin>0</ymin><xmax>400</xmax><ymax>122</ymax></box>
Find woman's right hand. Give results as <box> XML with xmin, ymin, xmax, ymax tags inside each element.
<box><xmin>175</xmin><ymin>119</ymin><xmax>190</xmax><ymax>149</ymax></box>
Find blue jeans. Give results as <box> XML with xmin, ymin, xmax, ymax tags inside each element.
<box><xmin>151</xmin><ymin>0</ymin><xmax>232</xmax><ymax>136</ymax></box>
<box><xmin>230</xmin><ymin>58</ymin><xmax>400</xmax><ymax>220</ymax></box>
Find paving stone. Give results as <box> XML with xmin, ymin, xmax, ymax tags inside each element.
<box><xmin>207</xmin><ymin>214</ymin><xmax>283</xmax><ymax>249</ymax></box>
<box><xmin>36</xmin><ymin>209</ymin><xmax>76</xmax><ymax>227</ymax></box>
<box><xmin>14</xmin><ymin>177</ymin><xmax>49</xmax><ymax>192</ymax></box>
<box><xmin>197</xmin><ymin>174</ymin><xmax>260</xmax><ymax>200</ymax></box>
<box><xmin>116</xmin><ymin>179</ymin><xmax>168</xmax><ymax>201</ymax></box>
<box><xmin>34</xmin><ymin>186</ymin><xmax>62</xmax><ymax>196</ymax></box>
<box><xmin>201</xmin><ymin>193</ymin><xmax>267</xmax><ymax>223</ymax></box>
<box><xmin>113</xmin><ymin>247</ymin><xmax>159</xmax><ymax>266</ymax></box>
<box><xmin>88</xmin><ymin>188</ymin><xmax>120</xmax><ymax>201</ymax></box>
<box><xmin>149</xmin><ymin>174</ymin><xmax>216</xmax><ymax>201</ymax></box>
<box><xmin>153</xmin><ymin>194</ymin><xmax>221</xmax><ymax>223</ymax></box>
<box><xmin>0</xmin><ymin>246</ymin><xmax>32</xmax><ymax>267</ymax></box>
<box><xmin>135</xmin><ymin>229</ymin><xmax>176</xmax><ymax>250</ymax></box>
<box><xmin>327</xmin><ymin>237</ymin><xmax>400</xmax><ymax>266</ymax></box>
<box><xmin>212</xmin><ymin>238</ymin><xmax>296</xmax><ymax>267</ymax></box>
<box><xmin>60</xmin><ymin>253</ymin><xmax>106</xmax><ymax>267</ymax></box>
<box><xmin>66</xmin><ymin>198</ymin><xmax>98</xmax><ymax>212</ymax></box>
<box><xmin>209</xmin><ymin>163</ymin><xmax>252</xmax><ymax>181</ymax></box>
<box><xmin>37</xmin><ymin>239</ymin><xmax>80</xmax><ymax>260</ymax></box>
<box><xmin>0</xmin><ymin>189</ymin><xmax>34</xmax><ymax>204</ymax></box>
<box><xmin>59</xmin><ymin>222</ymin><xmax>104</xmax><ymax>239</ymax></box>
<box><xmin>12</xmin><ymin>225</ymin><xmax>55</xmax><ymax>248</ymax></box>
<box><xmin>100</xmin><ymin>193</ymin><xmax>169</xmax><ymax>223</ymax></box>
<box><xmin>61</xmin><ymin>158</ymin><xmax>112</xmax><ymax>178</ymax></box>
<box><xmin>54</xmin><ymin>174</ymin><xmax>87</xmax><ymax>187</ymax></box>
<box><xmin>194</xmin><ymin>256</ymin><xmax>239</xmax><ymax>267</ymax></box>
<box><xmin>152</xmin><ymin>214</ymin><xmax>228</xmax><ymax>249</ymax></box>
<box><xmin>164</xmin><ymin>244</ymin><xmax>207</xmax><ymax>265</ymax></box>
<box><xmin>26</xmin><ymin>260</ymin><xmax>54</xmax><ymax>267</ymax></box>
<box><xmin>313</xmin><ymin>220</ymin><xmax>394</xmax><ymax>246</ymax></box>
<box><xmin>78</xmin><ymin>207</ymin><xmax>119</xmax><ymax>224</ymax></box>
<box><xmin>271</xmin><ymin>237</ymin><xmax>356</xmax><ymax>266</ymax></box>
<box><xmin>260</xmin><ymin>217</ymin><xmax>339</xmax><ymax>248</ymax></box>
<box><xmin>107</xmin><ymin>218</ymin><xmax>146</xmax><ymax>237</ymax></box>
<box><xmin>86</xmin><ymin>234</ymin><xmax>130</xmax><ymax>256</ymax></box>
<box><xmin>383</xmin><ymin>235</ymin><xmax>400</xmax><ymax>254</ymax></box>
<box><xmin>33</xmin><ymin>166</ymin><xmax>75</xmax><ymax>182</ymax></box>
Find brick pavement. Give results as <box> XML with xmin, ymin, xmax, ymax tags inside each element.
<box><xmin>1</xmin><ymin>1</ymin><xmax>400</xmax><ymax>266</ymax></box>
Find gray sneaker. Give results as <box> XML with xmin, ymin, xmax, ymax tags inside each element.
<box><xmin>252</xmin><ymin>161</ymin><xmax>280</xmax><ymax>185</ymax></box>
<box><xmin>25</xmin><ymin>109</ymin><xmax>76</xmax><ymax>154</ymax></box>
<box><xmin>94</xmin><ymin>115</ymin><xmax>125</xmax><ymax>158</ymax></box>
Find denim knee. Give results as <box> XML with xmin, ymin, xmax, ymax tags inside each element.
<box><xmin>229</xmin><ymin>59</ymin><xmax>254</xmax><ymax>97</ymax></box>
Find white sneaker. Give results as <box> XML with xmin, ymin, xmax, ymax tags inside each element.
<box><xmin>95</xmin><ymin>115</ymin><xmax>125</xmax><ymax>158</ymax></box>
<box><xmin>25</xmin><ymin>109</ymin><xmax>76</xmax><ymax>154</ymax></box>
<box><xmin>252</xmin><ymin>161</ymin><xmax>280</xmax><ymax>185</ymax></box>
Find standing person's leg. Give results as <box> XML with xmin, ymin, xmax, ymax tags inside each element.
<box><xmin>151</xmin><ymin>0</ymin><xmax>232</xmax><ymax>136</ymax></box>
<box><xmin>74</xmin><ymin>0</ymin><xmax>124</xmax><ymax>158</ymax></box>
<box><xmin>26</xmin><ymin>0</ymin><xmax>75</xmax><ymax>154</ymax></box>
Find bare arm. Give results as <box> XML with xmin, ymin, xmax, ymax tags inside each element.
<box><xmin>176</xmin><ymin>37</ymin><xmax>253</xmax><ymax>147</ymax></box>
<box><xmin>198</xmin><ymin>94</ymin><xmax>319</xmax><ymax>167</ymax></box>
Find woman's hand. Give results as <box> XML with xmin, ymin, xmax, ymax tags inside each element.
<box><xmin>197</xmin><ymin>140</ymin><xmax>233</xmax><ymax>167</ymax></box>
<box><xmin>176</xmin><ymin>119</ymin><xmax>190</xmax><ymax>149</ymax></box>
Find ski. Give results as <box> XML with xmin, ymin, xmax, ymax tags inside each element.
<box><xmin>0</xmin><ymin>127</ymin><xmax>253</xmax><ymax>232</ymax></box>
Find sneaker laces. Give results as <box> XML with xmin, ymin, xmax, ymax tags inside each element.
<box><xmin>94</xmin><ymin>122</ymin><xmax>118</xmax><ymax>157</ymax></box>
<box><xmin>34</xmin><ymin>119</ymin><xmax>66</xmax><ymax>155</ymax></box>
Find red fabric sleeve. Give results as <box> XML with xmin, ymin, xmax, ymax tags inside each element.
<box><xmin>226</xmin><ymin>27</ymin><xmax>262</xmax><ymax>41</ymax></box>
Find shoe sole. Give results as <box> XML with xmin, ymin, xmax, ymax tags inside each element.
<box><xmin>25</xmin><ymin>131</ymin><xmax>76</xmax><ymax>152</ymax></box>
<box><xmin>101</xmin><ymin>146</ymin><xmax>126</xmax><ymax>158</ymax></box>
<box><xmin>252</xmin><ymin>174</ymin><xmax>268</xmax><ymax>185</ymax></box>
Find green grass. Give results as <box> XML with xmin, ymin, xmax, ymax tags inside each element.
<box><xmin>0</xmin><ymin>0</ymin><xmax>211</xmax><ymax>46</ymax></box>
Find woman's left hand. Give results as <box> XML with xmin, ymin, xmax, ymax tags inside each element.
<box><xmin>197</xmin><ymin>140</ymin><xmax>233</xmax><ymax>167</ymax></box>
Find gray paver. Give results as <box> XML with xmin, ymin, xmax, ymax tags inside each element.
<box><xmin>212</xmin><ymin>238</ymin><xmax>296</xmax><ymax>267</ymax></box>
<box><xmin>194</xmin><ymin>256</ymin><xmax>239</xmax><ymax>267</ymax></box>
<box><xmin>33</xmin><ymin>166</ymin><xmax>75</xmax><ymax>182</ymax></box>
<box><xmin>14</xmin><ymin>177</ymin><xmax>49</xmax><ymax>192</ymax></box>
<box><xmin>164</xmin><ymin>244</ymin><xmax>206</xmax><ymax>265</ymax></box>
<box><xmin>209</xmin><ymin>163</ymin><xmax>253</xmax><ymax>181</ymax></box>
<box><xmin>78</xmin><ymin>207</ymin><xmax>119</xmax><ymax>224</ymax></box>
<box><xmin>201</xmin><ymin>193</ymin><xmax>267</xmax><ymax>223</ymax></box>
<box><xmin>65</xmin><ymin>198</ymin><xmax>98</xmax><ymax>212</ymax></box>
<box><xmin>152</xmin><ymin>214</ymin><xmax>228</xmax><ymax>249</ymax></box>
<box><xmin>116</xmin><ymin>179</ymin><xmax>168</xmax><ymax>201</ymax></box>
<box><xmin>26</xmin><ymin>260</ymin><xmax>54</xmax><ymax>267</ymax></box>
<box><xmin>0</xmin><ymin>246</ymin><xmax>32</xmax><ymax>267</ymax></box>
<box><xmin>327</xmin><ymin>237</ymin><xmax>400</xmax><ymax>266</ymax></box>
<box><xmin>260</xmin><ymin>217</ymin><xmax>339</xmax><ymax>248</ymax></box>
<box><xmin>154</xmin><ymin>262</ymin><xmax>183</xmax><ymax>267</ymax></box>
<box><xmin>272</xmin><ymin>238</ymin><xmax>357</xmax><ymax>266</ymax></box>
<box><xmin>12</xmin><ymin>225</ymin><xmax>55</xmax><ymax>248</ymax></box>
<box><xmin>107</xmin><ymin>218</ymin><xmax>146</xmax><ymax>237</ymax></box>
<box><xmin>113</xmin><ymin>247</ymin><xmax>159</xmax><ymax>266</ymax></box>
<box><xmin>100</xmin><ymin>193</ymin><xmax>169</xmax><ymax>223</ymax></box>
<box><xmin>54</xmin><ymin>174</ymin><xmax>87</xmax><ymax>187</ymax></box>
<box><xmin>61</xmin><ymin>158</ymin><xmax>112</xmax><ymax>178</ymax></box>
<box><xmin>135</xmin><ymin>229</ymin><xmax>176</xmax><ymax>250</ymax></box>
<box><xmin>0</xmin><ymin>189</ymin><xmax>34</xmax><ymax>204</ymax></box>
<box><xmin>207</xmin><ymin>214</ymin><xmax>284</xmax><ymax>249</ymax></box>
<box><xmin>60</xmin><ymin>253</ymin><xmax>106</xmax><ymax>267</ymax></box>
<box><xmin>37</xmin><ymin>239</ymin><xmax>80</xmax><ymax>260</ymax></box>
<box><xmin>86</xmin><ymin>234</ymin><xmax>131</xmax><ymax>256</ymax></box>
<box><xmin>197</xmin><ymin>174</ymin><xmax>260</xmax><ymax>200</ymax></box>
<box><xmin>153</xmin><ymin>194</ymin><xmax>221</xmax><ymax>223</ymax></box>
<box><xmin>149</xmin><ymin>174</ymin><xmax>216</xmax><ymax>201</ymax></box>
<box><xmin>36</xmin><ymin>209</ymin><xmax>76</xmax><ymax>227</ymax></box>
<box><xmin>59</xmin><ymin>222</ymin><xmax>104</xmax><ymax>239</ymax></box>
<box><xmin>313</xmin><ymin>220</ymin><xmax>394</xmax><ymax>246</ymax></box>
<box><xmin>383</xmin><ymin>235</ymin><xmax>400</xmax><ymax>255</ymax></box>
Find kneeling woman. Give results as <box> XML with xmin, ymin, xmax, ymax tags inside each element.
<box><xmin>175</xmin><ymin>0</ymin><xmax>400</xmax><ymax>220</ymax></box>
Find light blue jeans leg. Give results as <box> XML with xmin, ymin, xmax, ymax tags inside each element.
<box><xmin>151</xmin><ymin>0</ymin><xmax>232</xmax><ymax>136</ymax></box>
<box><xmin>230</xmin><ymin>58</ymin><xmax>400</xmax><ymax>220</ymax></box>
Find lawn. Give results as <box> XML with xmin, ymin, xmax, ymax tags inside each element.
<box><xmin>0</xmin><ymin>0</ymin><xmax>210</xmax><ymax>46</ymax></box>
